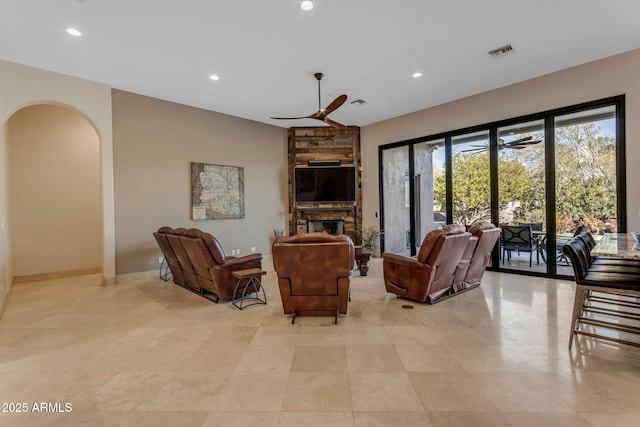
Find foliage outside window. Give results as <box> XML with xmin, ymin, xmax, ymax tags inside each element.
<box><xmin>432</xmin><ymin>122</ymin><xmax>617</xmax><ymax>233</ymax></box>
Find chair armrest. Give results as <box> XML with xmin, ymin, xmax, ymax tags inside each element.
<box><xmin>382</xmin><ymin>252</ymin><xmax>423</xmax><ymax>268</ymax></box>
<box><xmin>218</xmin><ymin>253</ymin><xmax>263</xmax><ymax>268</ymax></box>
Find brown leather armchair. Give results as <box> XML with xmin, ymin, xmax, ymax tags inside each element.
<box><xmin>383</xmin><ymin>224</ymin><xmax>471</xmax><ymax>304</ymax></box>
<box><xmin>154</xmin><ymin>227</ymin><xmax>262</xmax><ymax>302</ymax></box>
<box><xmin>272</xmin><ymin>232</ymin><xmax>355</xmax><ymax>324</ymax></box>
<box><xmin>453</xmin><ymin>222</ymin><xmax>501</xmax><ymax>293</ymax></box>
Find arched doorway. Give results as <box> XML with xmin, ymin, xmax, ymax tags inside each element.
<box><xmin>6</xmin><ymin>103</ymin><xmax>103</xmax><ymax>282</ymax></box>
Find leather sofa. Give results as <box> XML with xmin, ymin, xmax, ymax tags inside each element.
<box><xmin>383</xmin><ymin>224</ymin><xmax>472</xmax><ymax>303</ymax></box>
<box><xmin>272</xmin><ymin>232</ymin><xmax>354</xmax><ymax>323</ymax></box>
<box><xmin>153</xmin><ymin>227</ymin><xmax>262</xmax><ymax>302</ymax></box>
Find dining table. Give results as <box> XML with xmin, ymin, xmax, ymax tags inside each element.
<box><xmin>591</xmin><ymin>233</ymin><xmax>640</xmax><ymax>259</ymax></box>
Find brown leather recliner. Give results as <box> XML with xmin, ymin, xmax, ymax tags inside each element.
<box><xmin>383</xmin><ymin>224</ymin><xmax>471</xmax><ymax>303</ymax></box>
<box><xmin>453</xmin><ymin>222</ymin><xmax>501</xmax><ymax>293</ymax></box>
<box><xmin>153</xmin><ymin>227</ymin><xmax>262</xmax><ymax>302</ymax></box>
<box><xmin>463</xmin><ymin>222</ymin><xmax>501</xmax><ymax>289</ymax></box>
<box><xmin>272</xmin><ymin>232</ymin><xmax>355</xmax><ymax>323</ymax></box>
<box><xmin>153</xmin><ymin>227</ymin><xmax>186</xmax><ymax>287</ymax></box>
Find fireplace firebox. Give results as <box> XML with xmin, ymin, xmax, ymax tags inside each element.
<box><xmin>307</xmin><ymin>220</ymin><xmax>344</xmax><ymax>235</ymax></box>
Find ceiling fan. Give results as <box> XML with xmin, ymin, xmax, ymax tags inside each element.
<box><xmin>270</xmin><ymin>72</ymin><xmax>348</xmax><ymax>128</ymax></box>
<box><xmin>461</xmin><ymin>135</ymin><xmax>542</xmax><ymax>153</ymax></box>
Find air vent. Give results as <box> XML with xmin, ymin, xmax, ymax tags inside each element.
<box><xmin>350</xmin><ymin>99</ymin><xmax>367</xmax><ymax>105</ymax></box>
<box><xmin>488</xmin><ymin>44</ymin><xmax>514</xmax><ymax>59</ymax></box>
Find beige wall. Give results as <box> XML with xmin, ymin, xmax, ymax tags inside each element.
<box><xmin>0</xmin><ymin>60</ymin><xmax>114</xmax><ymax>314</ymax></box>
<box><xmin>361</xmin><ymin>49</ymin><xmax>640</xmax><ymax>234</ymax></box>
<box><xmin>112</xmin><ymin>90</ymin><xmax>287</xmax><ymax>275</ymax></box>
<box><xmin>0</xmin><ymin>89</ymin><xmax>7</xmax><ymax>308</ymax></box>
<box><xmin>1</xmin><ymin>48</ymin><xmax>639</xmax><ymax>312</ymax></box>
<box><xmin>7</xmin><ymin>105</ymin><xmax>102</xmax><ymax>277</ymax></box>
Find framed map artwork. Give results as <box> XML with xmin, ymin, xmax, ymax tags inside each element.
<box><xmin>191</xmin><ymin>162</ymin><xmax>244</xmax><ymax>220</ymax></box>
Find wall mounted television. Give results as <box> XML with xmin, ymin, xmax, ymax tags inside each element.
<box><xmin>295</xmin><ymin>166</ymin><xmax>356</xmax><ymax>202</ymax></box>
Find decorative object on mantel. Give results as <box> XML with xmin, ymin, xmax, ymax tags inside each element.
<box><xmin>270</xmin><ymin>72</ymin><xmax>348</xmax><ymax>128</ymax></box>
<box><xmin>273</xmin><ymin>227</ymin><xmax>285</xmax><ymax>238</ymax></box>
<box><xmin>191</xmin><ymin>162</ymin><xmax>244</xmax><ymax>220</ymax></box>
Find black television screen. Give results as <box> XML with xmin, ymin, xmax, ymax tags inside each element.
<box><xmin>295</xmin><ymin>166</ymin><xmax>356</xmax><ymax>202</ymax></box>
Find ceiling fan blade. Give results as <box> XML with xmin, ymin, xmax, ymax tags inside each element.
<box><xmin>504</xmin><ymin>139</ymin><xmax>542</xmax><ymax>148</ymax></box>
<box><xmin>270</xmin><ymin>112</ymin><xmax>317</xmax><ymax>120</ymax></box>
<box><xmin>516</xmin><ymin>139</ymin><xmax>542</xmax><ymax>145</ymax></box>
<box><xmin>503</xmin><ymin>135</ymin><xmax>533</xmax><ymax>145</ymax></box>
<box><xmin>271</xmin><ymin>116</ymin><xmax>309</xmax><ymax>120</ymax></box>
<box><xmin>323</xmin><ymin>94</ymin><xmax>348</xmax><ymax>115</ymax></box>
<box><xmin>323</xmin><ymin>117</ymin><xmax>346</xmax><ymax>128</ymax></box>
<box><xmin>270</xmin><ymin>73</ymin><xmax>349</xmax><ymax>127</ymax></box>
<box><xmin>461</xmin><ymin>148</ymin><xmax>487</xmax><ymax>153</ymax></box>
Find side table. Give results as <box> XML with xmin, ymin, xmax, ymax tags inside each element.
<box><xmin>354</xmin><ymin>246</ymin><xmax>372</xmax><ymax>276</ymax></box>
<box><xmin>159</xmin><ymin>257</ymin><xmax>172</xmax><ymax>281</ymax></box>
<box><xmin>231</xmin><ymin>268</ymin><xmax>267</xmax><ymax>310</ymax></box>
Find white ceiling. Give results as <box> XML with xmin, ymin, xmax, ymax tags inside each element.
<box><xmin>2</xmin><ymin>0</ymin><xmax>640</xmax><ymax>128</ymax></box>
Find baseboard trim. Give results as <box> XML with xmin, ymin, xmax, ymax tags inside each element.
<box><xmin>116</xmin><ymin>270</ymin><xmax>158</xmax><ymax>283</ymax></box>
<box><xmin>13</xmin><ymin>267</ymin><xmax>103</xmax><ymax>284</ymax></box>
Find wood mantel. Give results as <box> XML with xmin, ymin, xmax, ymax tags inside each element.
<box><xmin>288</xmin><ymin>126</ymin><xmax>362</xmax><ymax>244</ymax></box>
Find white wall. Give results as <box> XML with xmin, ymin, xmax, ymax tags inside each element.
<box><xmin>361</xmin><ymin>49</ymin><xmax>640</xmax><ymax>234</ymax></box>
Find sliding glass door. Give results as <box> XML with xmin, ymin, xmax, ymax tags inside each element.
<box><xmin>379</xmin><ymin>96</ymin><xmax>626</xmax><ymax>279</ymax></box>
<box><xmin>414</xmin><ymin>140</ymin><xmax>445</xmax><ymax>244</ymax></box>
<box><xmin>497</xmin><ymin>120</ymin><xmax>546</xmax><ymax>273</ymax></box>
<box><xmin>451</xmin><ymin>131</ymin><xmax>491</xmax><ymax>226</ymax></box>
<box><xmin>381</xmin><ymin>145</ymin><xmax>410</xmax><ymax>255</ymax></box>
<box><xmin>553</xmin><ymin>105</ymin><xmax>620</xmax><ymax>276</ymax></box>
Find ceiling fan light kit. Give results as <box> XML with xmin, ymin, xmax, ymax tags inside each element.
<box><xmin>270</xmin><ymin>72</ymin><xmax>348</xmax><ymax>128</ymax></box>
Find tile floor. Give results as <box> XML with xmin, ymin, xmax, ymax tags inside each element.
<box><xmin>1</xmin><ymin>259</ymin><xmax>640</xmax><ymax>426</ymax></box>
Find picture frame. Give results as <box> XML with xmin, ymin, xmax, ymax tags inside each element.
<box><xmin>191</xmin><ymin>162</ymin><xmax>244</xmax><ymax>220</ymax></box>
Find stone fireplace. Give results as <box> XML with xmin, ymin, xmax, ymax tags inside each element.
<box><xmin>287</xmin><ymin>126</ymin><xmax>362</xmax><ymax>245</ymax></box>
<box><xmin>307</xmin><ymin>219</ymin><xmax>344</xmax><ymax>235</ymax></box>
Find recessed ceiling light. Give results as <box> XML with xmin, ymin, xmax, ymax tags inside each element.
<box><xmin>412</xmin><ymin>72</ymin><xmax>422</xmax><ymax>78</ymax></box>
<box><xmin>209</xmin><ymin>75</ymin><xmax>219</xmax><ymax>81</ymax></box>
<box><xmin>301</xmin><ymin>1</ymin><xmax>313</xmax><ymax>11</ymax></box>
<box><xmin>66</xmin><ymin>28</ymin><xmax>82</xmax><ymax>37</ymax></box>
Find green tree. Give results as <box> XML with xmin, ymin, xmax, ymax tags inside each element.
<box><xmin>432</xmin><ymin>122</ymin><xmax>617</xmax><ymax>232</ymax></box>
<box><xmin>433</xmin><ymin>152</ymin><xmax>532</xmax><ymax>225</ymax></box>
<box><xmin>555</xmin><ymin>123</ymin><xmax>617</xmax><ymax>232</ymax></box>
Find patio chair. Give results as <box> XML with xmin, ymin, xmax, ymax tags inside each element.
<box><xmin>501</xmin><ymin>225</ymin><xmax>537</xmax><ymax>267</ymax></box>
<box><xmin>520</xmin><ymin>222</ymin><xmax>545</xmax><ymax>261</ymax></box>
<box><xmin>556</xmin><ymin>225</ymin><xmax>588</xmax><ymax>265</ymax></box>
